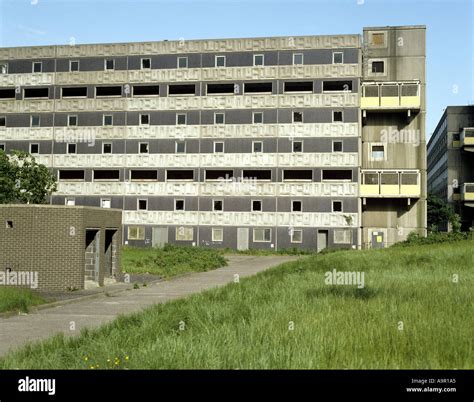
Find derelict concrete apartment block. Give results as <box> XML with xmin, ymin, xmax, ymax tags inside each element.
<box><xmin>0</xmin><ymin>205</ymin><xmax>122</xmax><ymax>291</ymax></box>
<box><xmin>0</xmin><ymin>25</ymin><xmax>426</xmax><ymax>250</ymax></box>
<box><xmin>427</xmin><ymin>106</ymin><xmax>474</xmax><ymax>230</ymax></box>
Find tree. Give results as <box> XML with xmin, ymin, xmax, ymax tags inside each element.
<box><xmin>427</xmin><ymin>193</ymin><xmax>461</xmax><ymax>233</ymax></box>
<box><xmin>0</xmin><ymin>150</ymin><xmax>57</xmax><ymax>204</ymax></box>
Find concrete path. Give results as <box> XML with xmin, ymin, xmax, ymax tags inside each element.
<box><xmin>0</xmin><ymin>255</ymin><xmax>297</xmax><ymax>357</ymax></box>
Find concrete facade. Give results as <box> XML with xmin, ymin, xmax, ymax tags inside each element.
<box><xmin>0</xmin><ymin>205</ymin><xmax>122</xmax><ymax>292</ymax></box>
<box><xmin>427</xmin><ymin>106</ymin><xmax>474</xmax><ymax>230</ymax></box>
<box><xmin>0</xmin><ymin>26</ymin><xmax>426</xmax><ymax>250</ymax></box>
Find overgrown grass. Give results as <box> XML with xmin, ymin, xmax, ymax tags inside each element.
<box><xmin>0</xmin><ymin>287</ymin><xmax>45</xmax><ymax>314</ymax></box>
<box><xmin>222</xmin><ymin>247</ymin><xmax>317</xmax><ymax>256</ymax></box>
<box><xmin>0</xmin><ymin>240</ymin><xmax>472</xmax><ymax>369</ymax></box>
<box><xmin>122</xmin><ymin>244</ymin><xmax>227</xmax><ymax>278</ymax></box>
<box><xmin>393</xmin><ymin>230</ymin><xmax>469</xmax><ymax>247</ymax></box>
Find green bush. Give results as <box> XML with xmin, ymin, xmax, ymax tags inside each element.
<box><xmin>393</xmin><ymin>231</ymin><xmax>468</xmax><ymax>247</ymax></box>
<box><xmin>0</xmin><ymin>287</ymin><xmax>45</xmax><ymax>313</ymax></box>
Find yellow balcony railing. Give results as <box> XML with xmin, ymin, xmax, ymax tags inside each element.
<box><xmin>361</xmin><ymin>81</ymin><xmax>421</xmax><ymax>110</ymax></box>
<box><xmin>360</xmin><ymin>170</ymin><xmax>421</xmax><ymax>198</ymax></box>
<box><xmin>461</xmin><ymin>183</ymin><xmax>474</xmax><ymax>202</ymax></box>
<box><xmin>460</xmin><ymin>128</ymin><xmax>474</xmax><ymax>149</ymax></box>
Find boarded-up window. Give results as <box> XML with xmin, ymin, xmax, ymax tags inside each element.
<box><xmin>176</xmin><ymin>227</ymin><xmax>193</xmax><ymax>241</ymax></box>
<box><xmin>128</xmin><ymin>226</ymin><xmax>145</xmax><ymax>240</ymax></box>
<box><xmin>334</xmin><ymin>229</ymin><xmax>352</xmax><ymax>244</ymax></box>
<box><xmin>371</xmin><ymin>32</ymin><xmax>385</xmax><ymax>46</ymax></box>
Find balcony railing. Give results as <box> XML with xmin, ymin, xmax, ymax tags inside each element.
<box><xmin>360</xmin><ymin>170</ymin><xmax>421</xmax><ymax>198</ymax></box>
<box><xmin>361</xmin><ymin>81</ymin><xmax>421</xmax><ymax>110</ymax></box>
<box><xmin>460</xmin><ymin>128</ymin><xmax>474</xmax><ymax>150</ymax></box>
<box><xmin>461</xmin><ymin>183</ymin><xmax>474</xmax><ymax>202</ymax></box>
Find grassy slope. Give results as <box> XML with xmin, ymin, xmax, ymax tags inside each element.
<box><xmin>122</xmin><ymin>245</ymin><xmax>227</xmax><ymax>277</ymax></box>
<box><xmin>0</xmin><ymin>241</ymin><xmax>472</xmax><ymax>369</ymax></box>
<box><xmin>0</xmin><ymin>287</ymin><xmax>45</xmax><ymax>314</ymax></box>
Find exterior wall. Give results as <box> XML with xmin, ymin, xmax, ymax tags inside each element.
<box><xmin>0</xmin><ymin>205</ymin><xmax>122</xmax><ymax>292</ymax></box>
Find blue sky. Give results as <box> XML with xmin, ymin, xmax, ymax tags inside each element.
<box><xmin>0</xmin><ymin>0</ymin><xmax>473</xmax><ymax>137</ymax></box>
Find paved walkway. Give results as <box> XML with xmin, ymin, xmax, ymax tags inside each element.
<box><xmin>0</xmin><ymin>255</ymin><xmax>297</xmax><ymax>357</ymax></box>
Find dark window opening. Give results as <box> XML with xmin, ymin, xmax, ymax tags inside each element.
<box><xmin>96</xmin><ymin>86</ymin><xmax>122</xmax><ymax>97</ymax></box>
<box><xmin>284</xmin><ymin>81</ymin><xmax>313</xmax><ymax>92</ymax></box>
<box><xmin>292</xmin><ymin>201</ymin><xmax>302</xmax><ymax>212</ymax></box>
<box><xmin>0</xmin><ymin>117</ymin><xmax>6</xmax><ymax>126</ymax></box>
<box><xmin>213</xmin><ymin>200</ymin><xmax>223</xmax><ymax>211</ymax></box>
<box><xmin>62</xmin><ymin>87</ymin><xmax>88</xmax><ymax>97</ymax></box>
<box><xmin>333</xmin><ymin>111</ymin><xmax>343</xmax><ymax>122</ymax></box>
<box><xmin>175</xmin><ymin>200</ymin><xmax>185</xmax><ymax>211</ymax></box>
<box><xmin>168</xmin><ymin>84</ymin><xmax>195</xmax><ymax>96</ymax></box>
<box><xmin>372</xmin><ymin>61</ymin><xmax>385</xmax><ymax>73</ymax></box>
<box><xmin>323</xmin><ymin>81</ymin><xmax>353</xmax><ymax>92</ymax></box>
<box><xmin>244</xmin><ymin>82</ymin><xmax>272</xmax><ymax>93</ymax></box>
<box><xmin>252</xmin><ymin>200</ymin><xmax>262</xmax><ymax>211</ymax></box>
<box><xmin>94</xmin><ymin>170</ymin><xmax>120</xmax><ymax>181</ymax></box>
<box><xmin>322</xmin><ymin>170</ymin><xmax>352</xmax><ymax>181</ymax></box>
<box><xmin>333</xmin><ymin>201</ymin><xmax>343</xmax><ymax>212</ymax></box>
<box><xmin>0</xmin><ymin>89</ymin><xmax>16</xmax><ymax>99</ymax></box>
<box><xmin>133</xmin><ymin>85</ymin><xmax>160</xmax><ymax>96</ymax></box>
<box><xmin>205</xmin><ymin>170</ymin><xmax>234</xmax><ymax>181</ymax></box>
<box><xmin>131</xmin><ymin>170</ymin><xmax>158</xmax><ymax>181</ymax></box>
<box><xmin>138</xmin><ymin>200</ymin><xmax>148</xmax><ymax>210</ymax></box>
<box><xmin>207</xmin><ymin>83</ymin><xmax>235</xmax><ymax>94</ymax></box>
<box><xmin>166</xmin><ymin>170</ymin><xmax>194</xmax><ymax>180</ymax></box>
<box><xmin>59</xmin><ymin>170</ymin><xmax>84</xmax><ymax>180</ymax></box>
<box><xmin>293</xmin><ymin>111</ymin><xmax>303</xmax><ymax>123</ymax></box>
<box><xmin>283</xmin><ymin>170</ymin><xmax>312</xmax><ymax>181</ymax></box>
<box><xmin>242</xmin><ymin>170</ymin><xmax>272</xmax><ymax>180</ymax></box>
<box><xmin>24</xmin><ymin>88</ymin><xmax>49</xmax><ymax>98</ymax></box>
<box><xmin>333</xmin><ymin>141</ymin><xmax>343</xmax><ymax>152</ymax></box>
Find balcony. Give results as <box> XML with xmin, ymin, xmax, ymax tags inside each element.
<box><xmin>360</xmin><ymin>170</ymin><xmax>421</xmax><ymax>198</ymax></box>
<box><xmin>460</xmin><ymin>128</ymin><xmax>474</xmax><ymax>152</ymax></box>
<box><xmin>360</xmin><ymin>81</ymin><xmax>421</xmax><ymax>111</ymax></box>
<box><xmin>461</xmin><ymin>183</ymin><xmax>474</xmax><ymax>206</ymax></box>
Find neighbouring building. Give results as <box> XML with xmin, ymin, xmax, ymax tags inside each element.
<box><xmin>427</xmin><ymin>106</ymin><xmax>474</xmax><ymax>230</ymax></box>
<box><xmin>0</xmin><ymin>205</ymin><xmax>122</xmax><ymax>292</ymax></box>
<box><xmin>0</xmin><ymin>25</ymin><xmax>426</xmax><ymax>250</ymax></box>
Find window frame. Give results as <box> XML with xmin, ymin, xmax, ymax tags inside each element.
<box><xmin>253</xmin><ymin>54</ymin><xmax>265</xmax><ymax>66</ymax></box>
<box><xmin>293</xmin><ymin>53</ymin><xmax>304</xmax><ymax>65</ymax></box>
<box><xmin>253</xmin><ymin>228</ymin><xmax>271</xmax><ymax>243</ymax></box>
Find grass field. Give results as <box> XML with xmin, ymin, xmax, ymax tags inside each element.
<box><xmin>122</xmin><ymin>244</ymin><xmax>227</xmax><ymax>277</ymax></box>
<box><xmin>0</xmin><ymin>287</ymin><xmax>45</xmax><ymax>314</ymax></box>
<box><xmin>0</xmin><ymin>240</ymin><xmax>472</xmax><ymax>369</ymax></box>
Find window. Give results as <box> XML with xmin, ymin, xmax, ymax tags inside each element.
<box><xmin>29</xmin><ymin>143</ymin><xmax>39</xmax><ymax>154</ymax></box>
<box><xmin>133</xmin><ymin>85</ymin><xmax>160</xmax><ymax>96</ymax></box>
<box><xmin>100</xmin><ymin>198</ymin><xmax>111</xmax><ymax>209</ymax></box>
<box><xmin>176</xmin><ymin>227</ymin><xmax>193</xmax><ymax>241</ymax></box>
<box><xmin>128</xmin><ymin>226</ymin><xmax>145</xmax><ymax>240</ymax></box>
<box><xmin>283</xmin><ymin>170</ymin><xmax>312</xmax><ymax>181</ymax></box>
<box><xmin>334</xmin><ymin>229</ymin><xmax>352</xmax><ymax>244</ymax></box>
<box><xmin>0</xmin><ymin>144</ymin><xmax>4</xmax><ymax>151</ymax></box>
<box><xmin>169</xmin><ymin>84</ymin><xmax>195</xmax><ymax>96</ymax></box>
<box><xmin>175</xmin><ymin>141</ymin><xmax>186</xmax><ymax>153</ymax></box>
<box><xmin>292</xmin><ymin>200</ymin><xmax>302</xmax><ymax>212</ymax></box>
<box><xmin>62</xmin><ymin>87</ymin><xmax>87</xmax><ymax>98</ymax></box>
<box><xmin>253</xmin><ymin>54</ymin><xmax>264</xmax><ymax>66</ymax></box>
<box><xmin>94</xmin><ymin>170</ymin><xmax>120</xmax><ymax>181</ymax></box>
<box><xmin>333</xmin><ymin>141</ymin><xmax>343</xmax><ymax>152</ymax></box>
<box><xmin>332</xmin><ymin>52</ymin><xmax>343</xmax><ymax>64</ymax></box>
<box><xmin>59</xmin><ymin>170</ymin><xmax>85</xmax><ymax>181</ymax></box>
<box><xmin>213</xmin><ymin>199</ymin><xmax>223</xmax><ymax>212</ymax></box>
<box><xmin>332</xmin><ymin>201</ymin><xmax>343</xmax><ymax>212</ymax></box>
<box><xmin>70</xmin><ymin>60</ymin><xmax>79</xmax><ymax>72</ymax></box>
<box><xmin>293</xmin><ymin>53</ymin><xmax>304</xmax><ymax>65</ymax></box>
<box><xmin>103</xmin><ymin>115</ymin><xmax>113</xmax><ymax>126</ymax></box>
<box><xmin>141</xmin><ymin>58</ymin><xmax>151</xmax><ymax>69</ymax></box>
<box><xmin>65</xmin><ymin>197</ymin><xmax>75</xmax><ymax>206</ymax></box>
<box><xmin>292</xmin><ymin>141</ymin><xmax>303</xmax><ymax>153</ymax></box>
<box><xmin>253</xmin><ymin>228</ymin><xmax>271</xmax><ymax>242</ymax></box>
<box><xmin>244</xmin><ymin>82</ymin><xmax>272</xmax><ymax>93</ymax></box>
<box><xmin>322</xmin><ymin>170</ymin><xmax>352</xmax><ymax>181</ymax></box>
<box><xmin>371</xmin><ymin>145</ymin><xmax>385</xmax><ymax>161</ymax></box>
<box><xmin>96</xmin><ymin>86</ymin><xmax>122</xmax><ymax>97</ymax></box>
<box><xmin>0</xmin><ymin>116</ymin><xmax>6</xmax><ymax>126</ymax></box>
<box><xmin>175</xmin><ymin>199</ymin><xmax>185</xmax><ymax>211</ymax></box>
<box><xmin>293</xmin><ymin>111</ymin><xmax>303</xmax><ymax>123</ymax></box>
<box><xmin>24</xmin><ymin>88</ymin><xmax>49</xmax><ymax>98</ymax></box>
<box><xmin>102</xmin><ymin>143</ymin><xmax>112</xmax><ymax>154</ymax></box>
<box><xmin>371</xmin><ymin>61</ymin><xmax>384</xmax><ymax>73</ymax></box>
<box><xmin>284</xmin><ymin>81</ymin><xmax>313</xmax><ymax>92</ymax></box>
<box><xmin>214</xmin><ymin>112</ymin><xmax>225</xmax><ymax>124</ymax></box>
<box><xmin>131</xmin><ymin>170</ymin><xmax>158</xmax><ymax>181</ymax></box>
<box><xmin>31</xmin><ymin>115</ymin><xmax>40</xmax><ymax>127</ymax></box>
<box><xmin>253</xmin><ymin>112</ymin><xmax>263</xmax><ymax>124</ymax></box>
<box><xmin>0</xmin><ymin>64</ymin><xmax>7</xmax><ymax>74</ymax></box>
<box><xmin>323</xmin><ymin>81</ymin><xmax>352</xmax><ymax>92</ymax></box>
<box><xmin>214</xmin><ymin>142</ymin><xmax>224</xmax><ymax>153</ymax></box>
<box><xmin>333</xmin><ymin>111</ymin><xmax>343</xmax><ymax>122</ymax></box>
<box><xmin>0</xmin><ymin>89</ymin><xmax>15</xmax><ymax>99</ymax></box>
<box><xmin>370</xmin><ymin>32</ymin><xmax>386</xmax><ymax>46</ymax></box>
<box><xmin>252</xmin><ymin>200</ymin><xmax>262</xmax><ymax>212</ymax></box>
<box><xmin>205</xmin><ymin>169</ymin><xmax>234</xmax><ymax>181</ymax></box>
<box><xmin>176</xmin><ymin>113</ymin><xmax>187</xmax><ymax>125</ymax></box>
<box><xmin>68</xmin><ymin>115</ymin><xmax>78</xmax><ymax>126</ymax></box>
<box><xmin>139</xmin><ymin>142</ymin><xmax>149</xmax><ymax>154</ymax></box>
<box><xmin>243</xmin><ymin>170</ymin><xmax>271</xmax><ymax>181</ymax></box>
<box><xmin>166</xmin><ymin>170</ymin><xmax>194</xmax><ymax>181</ymax></box>
<box><xmin>212</xmin><ymin>228</ymin><xmax>223</xmax><ymax>242</ymax></box>
<box><xmin>140</xmin><ymin>114</ymin><xmax>150</xmax><ymax>126</ymax></box>
<box><xmin>137</xmin><ymin>199</ymin><xmax>148</xmax><ymax>211</ymax></box>
<box><xmin>207</xmin><ymin>83</ymin><xmax>235</xmax><ymax>94</ymax></box>
<box><xmin>32</xmin><ymin>62</ymin><xmax>42</xmax><ymax>73</ymax></box>
<box><xmin>215</xmin><ymin>55</ymin><xmax>226</xmax><ymax>67</ymax></box>
<box><xmin>253</xmin><ymin>141</ymin><xmax>263</xmax><ymax>153</ymax></box>
<box><xmin>291</xmin><ymin>229</ymin><xmax>303</xmax><ymax>243</ymax></box>
<box><xmin>105</xmin><ymin>59</ymin><xmax>115</xmax><ymax>70</ymax></box>
<box><xmin>177</xmin><ymin>57</ymin><xmax>188</xmax><ymax>68</ymax></box>
<box><xmin>67</xmin><ymin>143</ymin><xmax>77</xmax><ymax>154</ymax></box>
